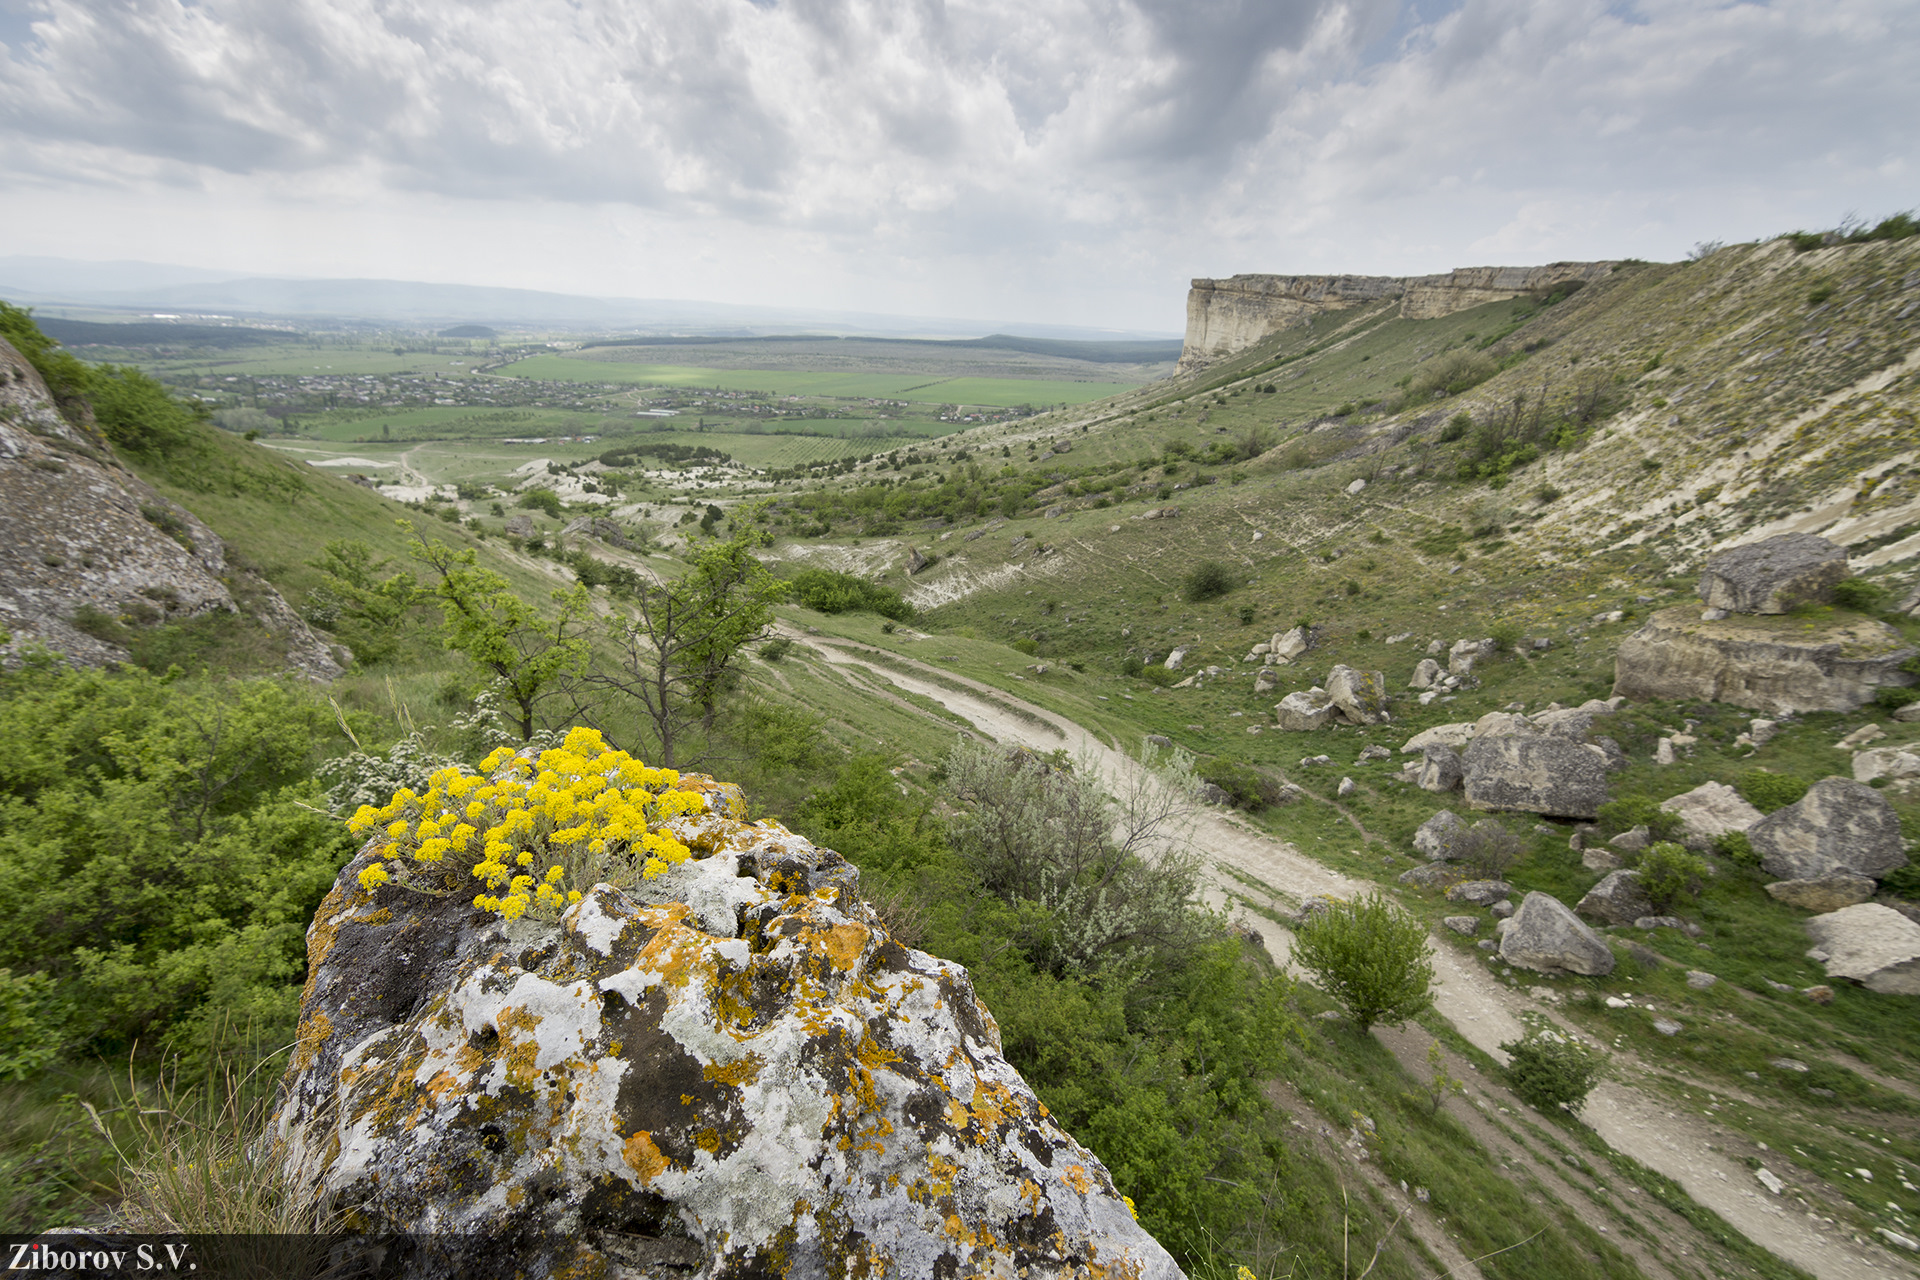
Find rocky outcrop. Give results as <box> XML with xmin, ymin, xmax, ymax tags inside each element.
<box><xmin>1748</xmin><ymin>777</ymin><xmax>1907</xmax><ymax>882</ymax></box>
<box><xmin>1461</xmin><ymin>734</ymin><xmax>1611</xmax><ymax>819</ymax></box>
<box><xmin>0</xmin><ymin>336</ymin><xmax>341</xmax><ymax>679</ymax></box>
<box><xmin>1612</xmin><ymin>607</ymin><xmax>1915</xmax><ymax>714</ymax></box>
<box><xmin>1177</xmin><ymin>263</ymin><xmax>1615</xmax><ymax>371</ymax></box>
<box><xmin>1698</xmin><ymin>534</ymin><xmax>1849</xmax><ymax>615</ymax></box>
<box><xmin>1659</xmin><ymin>781</ymin><xmax>1764</xmax><ymax>851</ymax></box>
<box><xmin>1499</xmin><ymin>891</ymin><xmax>1616</xmax><ymax>976</ymax></box>
<box><xmin>1413</xmin><ymin>810</ymin><xmax>1470</xmax><ymax>861</ymax></box>
<box><xmin>272</xmin><ymin>772</ymin><xmax>1180</xmax><ymax>1279</ymax></box>
<box><xmin>1273</xmin><ymin>688</ymin><xmax>1337</xmax><ymax>731</ymax></box>
<box><xmin>1805</xmin><ymin>904</ymin><xmax>1920</xmax><ymax>994</ymax></box>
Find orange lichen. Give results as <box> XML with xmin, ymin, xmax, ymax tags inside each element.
<box><xmin>702</xmin><ymin>1054</ymin><xmax>765</xmax><ymax>1087</ymax></box>
<box><xmin>622</xmin><ymin>1131</ymin><xmax>669</xmax><ymax>1185</ymax></box>
<box><xmin>1064</xmin><ymin>1164</ymin><xmax>1092</xmax><ymax>1195</ymax></box>
<box><xmin>290</xmin><ymin>1012</ymin><xmax>332</xmax><ymax>1074</ymax></box>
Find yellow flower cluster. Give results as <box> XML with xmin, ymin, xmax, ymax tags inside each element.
<box><xmin>346</xmin><ymin>726</ymin><xmax>708</xmax><ymax>922</ymax></box>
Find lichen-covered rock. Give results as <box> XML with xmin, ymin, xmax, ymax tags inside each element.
<box><xmin>272</xmin><ymin>778</ymin><xmax>1181</xmax><ymax>1280</ymax></box>
<box><xmin>1698</xmin><ymin>534</ymin><xmax>1849</xmax><ymax>615</ymax></box>
<box><xmin>1444</xmin><ymin>880</ymin><xmax>1513</xmax><ymax>907</ymax></box>
<box><xmin>1611</xmin><ymin>606</ymin><xmax>1915</xmax><ymax>714</ymax></box>
<box><xmin>1499</xmin><ymin>891</ymin><xmax>1616</xmax><ymax>976</ymax></box>
<box><xmin>1415</xmin><ymin>744</ymin><xmax>1464</xmax><ymax>794</ymax></box>
<box><xmin>1325</xmin><ymin>664</ymin><xmax>1390</xmax><ymax>725</ymax></box>
<box><xmin>1658</xmin><ymin>781</ymin><xmax>1763</xmax><ymax>851</ymax></box>
<box><xmin>1764</xmin><ymin>873</ymin><xmax>1875</xmax><ymax>913</ymax></box>
<box><xmin>1748</xmin><ymin>777</ymin><xmax>1908</xmax><ymax>882</ymax></box>
<box><xmin>1461</xmin><ymin>734</ymin><xmax>1611</xmax><ymax>819</ymax></box>
<box><xmin>1576</xmin><ymin>870</ymin><xmax>1654</xmax><ymax>927</ymax></box>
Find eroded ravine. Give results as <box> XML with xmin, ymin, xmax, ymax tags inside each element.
<box><xmin>795</xmin><ymin>635</ymin><xmax>1898</xmax><ymax>1280</ymax></box>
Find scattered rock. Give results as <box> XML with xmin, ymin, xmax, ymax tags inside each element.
<box><xmin>1446</xmin><ymin>880</ymin><xmax>1514</xmax><ymax>907</ymax></box>
<box><xmin>1398</xmin><ymin>863</ymin><xmax>1466</xmax><ymax>890</ymax></box>
<box><xmin>1802</xmin><ymin>985</ymin><xmax>1835</xmax><ymax>1005</ymax></box>
<box><xmin>1461</xmin><ymin>734</ymin><xmax>1611</xmax><ymax>819</ymax></box>
<box><xmin>1413</xmin><ymin>810</ymin><xmax>1471</xmax><ymax>861</ymax></box>
<box><xmin>1804</xmin><ymin>903</ymin><xmax>1920</xmax><ymax>994</ymax></box>
<box><xmin>1326</xmin><ymin>664</ymin><xmax>1391</xmax><ymax>725</ymax></box>
<box><xmin>1416</xmin><ymin>744</ymin><xmax>1465</xmax><ymax>794</ymax></box>
<box><xmin>1198</xmin><ymin>782</ymin><xmax>1234</xmax><ymax>806</ymax></box>
<box><xmin>1659</xmin><ymin>781</ymin><xmax>1764</xmax><ymax>851</ymax></box>
<box><xmin>505</xmin><ymin>513</ymin><xmax>535</xmax><ymax>538</ymax></box>
<box><xmin>906</xmin><ymin>545</ymin><xmax>931</xmax><ymax>573</ymax></box>
<box><xmin>1253</xmin><ymin>668</ymin><xmax>1281</xmax><ymax>694</ymax></box>
<box><xmin>1756</xmin><ymin>1168</ymin><xmax>1786</xmax><ymax>1195</ymax></box>
<box><xmin>1409</xmin><ymin>658</ymin><xmax>1444</xmax><ymax>689</ymax></box>
<box><xmin>1764</xmin><ymin>873</ymin><xmax>1876</xmax><ymax>912</ymax></box>
<box><xmin>1698</xmin><ymin>533</ymin><xmax>1850</xmax><ymax>614</ymax></box>
<box><xmin>1165</xmin><ymin>646</ymin><xmax>1190</xmax><ymax>671</ymax></box>
<box><xmin>1608</xmin><ymin>825</ymin><xmax>1651</xmax><ymax>854</ymax></box>
<box><xmin>1499</xmin><ymin>891</ymin><xmax>1617</xmax><ymax>976</ymax></box>
<box><xmin>1749</xmin><ymin>718</ymin><xmax>1780</xmax><ymax>745</ymax></box>
<box><xmin>1854</xmin><ymin>745</ymin><xmax>1920</xmax><ymax>785</ymax></box>
<box><xmin>1144</xmin><ymin>734</ymin><xmax>1173</xmax><ymax>749</ymax></box>
<box><xmin>1837</xmin><ymin>723</ymin><xmax>1887</xmax><ymax>749</ymax></box>
<box><xmin>1357</xmin><ymin>744</ymin><xmax>1392</xmax><ymax>763</ymax></box>
<box><xmin>1444</xmin><ymin>916</ymin><xmax>1480</xmax><ymax>935</ymax></box>
<box><xmin>271</xmin><ymin>777</ymin><xmax>1179</xmax><ymax>1279</ymax></box>
<box><xmin>1684</xmin><ymin>969</ymin><xmax>1717</xmax><ymax>989</ymax></box>
<box><xmin>1576</xmin><ymin>870</ymin><xmax>1654</xmax><ymax>926</ymax></box>
<box><xmin>1634</xmin><ymin>915</ymin><xmax>1700</xmax><ymax>935</ymax></box>
<box><xmin>1299</xmin><ymin>754</ymin><xmax>1333</xmax><ymax>767</ymax></box>
<box><xmin>1581</xmin><ymin>848</ymin><xmax>1623</xmax><ymax>872</ymax></box>
<box><xmin>1471</xmin><ymin>710</ymin><xmax>1532</xmax><ymax>740</ymax></box>
<box><xmin>1337</xmin><ymin>776</ymin><xmax>1356</xmax><ymax>798</ymax></box>
<box><xmin>1490</xmin><ymin>900</ymin><xmax>1514</xmax><ymax>919</ymax></box>
<box><xmin>1749</xmin><ymin>777</ymin><xmax>1908</xmax><ymax>881</ymax></box>
<box><xmin>1269</xmin><ymin>626</ymin><xmax>1312</xmax><ymax>664</ymax></box>
<box><xmin>1399</xmin><ymin>722</ymin><xmax>1475</xmax><ymax>754</ymax></box>
<box><xmin>1770</xmin><ymin>1057</ymin><xmax>1810</xmax><ymax>1072</ymax></box>
<box><xmin>1654</xmin><ymin>738</ymin><xmax>1677</xmax><ymax>765</ymax></box>
<box><xmin>1448</xmin><ymin>638</ymin><xmax>1493</xmax><ymax>676</ymax></box>
<box><xmin>1895</xmin><ymin>703</ymin><xmax>1920</xmax><ymax>724</ymax></box>
<box><xmin>1345</xmin><ymin>478</ymin><xmax>1367</xmax><ymax>495</ymax></box>
<box><xmin>1274</xmin><ymin>688</ymin><xmax>1338</xmax><ymax>731</ymax></box>
<box><xmin>1652</xmin><ymin>1018</ymin><xmax>1683</xmax><ymax>1036</ymax></box>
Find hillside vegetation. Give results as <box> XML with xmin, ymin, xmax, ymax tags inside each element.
<box><xmin>2</xmin><ymin>228</ymin><xmax>1917</xmax><ymax>1278</ymax></box>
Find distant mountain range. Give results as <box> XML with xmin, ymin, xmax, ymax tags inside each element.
<box><xmin>0</xmin><ymin>256</ymin><xmax>1180</xmax><ymax>343</ymax></box>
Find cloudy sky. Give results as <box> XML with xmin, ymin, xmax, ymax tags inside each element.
<box><xmin>0</xmin><ymin>0</ymin><xmax>1914</xmax><ymax>331</ymax></box>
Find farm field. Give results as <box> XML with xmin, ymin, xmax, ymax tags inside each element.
<box><xmin>135</xmin><ymin>344</ymin><xmax>471</xmax><ymax>378</ymax></box>
<box><xmin>499</xmin><ymin>354</ymin><xmax>1147</xmax><ymax>406</ymax></box>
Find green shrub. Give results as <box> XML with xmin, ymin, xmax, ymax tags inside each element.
<box><xmin>1883</xmin><ymin>861</ymin><xmax>1920</xmax><ymax>900</ymax></box>
<box><xmin>0</xmin><ymin>302</ymin><xmax>90</xmax><ymax>418</ymax></box>
<box><xmin>1636</xmin><ymin>842</ymin><xmax>1710</xmax><ymax>912</ymax></box>
<box><xmin>516</xmin><ymin>488</ymin><xmax>564</xmax><ymax>519</ymax></box>
<box><xmin>1502</xmin><ymin>1028</ymin><xmax>1608</xmax><ymax>1114</ymax></box>
<box><xmin>84</xmin><ymin>364</ymin><xmax>208</xmax><ymax>458</ymax></box>
<box><xmin>1183</xmin><ymin>560</ymin><xmax>1236</xmax><ymax>602</ymax></box>
<box><xmin>1438</xmin><ymin>413</ymin><xmax>1471</xmax><ymax>443</ymax></box>
<box><xmin>1713</xmin><ymin>830</ymin><xmax>1758</xmax><ymax>867</ymax></box>
<box><xmin>1413</xmin><ymin>350</ymin><xmax>1498</xmax><ymax>399</ymax></box>
<box><xmin>1737</xmin><ymin>771</ymin><xmax>1811</xmax><ymax>814</ymax></box>
<box><xmin>788</xmin><ymin>568</ymin><xmax>913</xmax><ymax>620</ymax></box>
<box><xmin>1139</xmin><ymin>663</ymin><xmax>1179</xmax><ymax>687</ymax></box>
<box><xmin>1832</xmin><ymin>578</ymin><xmax>1887</xmax><ymax>612</ymax></box>
<box><xmin>1487</xmin><ymin>620</ymin><xmax>1524</xmax><ymax>654</ymax></box>
<box><xmin>1596</xmin><ymin>796</ymin><xmax>1683</xmax><ymax>842</ymax></box>
<box><xmin>758</xmin><ymin>637</ymin><xmax>793</xmax><ymax>662</ymax></box>
<box><xmin>1011</xmin><ymin>639</ymin><xmax>1040</xmax><ymax>656</ymax></box>
<box><xmin>1873</xmin><ymin>686</ymin><xmax>1919</xmax><ymax>711</ymax></box>
<box><xmin>1289</xmin><ymin>894</ymin><xmax>1434</xmax><ymax>1032</ymax></box>
<box><xmin>1120</xmin><ymin>654</ymin><xmax>1144</xmax><ymax>678</ymax></box>
<box><xmin>1197</xmin><ymin>759</ymin><xmax>1279</xmax><ymax>811</ymax></box>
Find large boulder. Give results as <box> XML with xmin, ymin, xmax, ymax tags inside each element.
<box><xmin>1699</xmin><ymin>533</ymin><xmax>1849</xmax><ymax>615</ymax></box>
<box><xmin>1576</xmin><ymin>870</ymin><xmax>1654</xmax><ymax>926</ymax></box>
<box><xmin>1326</xmin><ymin>664</ymin><xmax>1390</xmax><ymax>725</ymax></box>
<box><xmin>1765</xmin><ymin>873</ymin><xmax>1876</xmax><ymax>912</ymax></box>
<box><xmin>1500</xmin><ymin>891</ymin><xmax>1617</xmax><ymax>976</ymax></box>
<box><xmin>1530</xmin><ymin>701</ymin><xmax>1615</xmax><ymax>741</ymax></box>
<box><xmin>1461</xmin><ymin>734</ymin><xmax>1611</xmax><ymax>819</ymax></box>
<box><xmin>1748</xmin><ymin>777</ymin><xmax>1908</xmax><ymax>881</ymax></box>
<box><xmin>1409</xmin><ymin>658</ymin><xmax>1443</xmax><ymax>689</ymax></box>
<box><xmin>1804</xmin><ymin>904</ymin><xmax>1920</xmax><ymax>994</ymax></box>
<box><xmin>1416</xmin><ymin>744</ymin><xmax>1464</xmax><ymax>793</ymax></box>
<box><xmin>1274</xmin><ymin>688</ymin><xmax>1337</xmax><ymax>731</ymax></box>
<box><xmin>1612</xmin><ymin>607</ymin><xmax>1915</xmax><ymax>714</ymax></box>
<box><xmin>1854</xmin><ymin>746</ymin><xmax>1920</xmax><ymax>786</ymax></box>
<box><xmin>271</xmin><ymin>772</ymin><xmax>1179</xmax><ymax>1280</ymax></box>
<box><xmin>1659</xmin><ymin>781</ymin><xmax>1764</xmax><ymax>851</ymax></box>
<box><xmin>1413</xmin><ymin>810</ymin><xmax>1471</xmax><ymax>861</ymax></box>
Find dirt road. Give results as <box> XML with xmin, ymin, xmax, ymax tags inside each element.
<box><xmin>798</xmin><ymin>636</ymin><xmax>1900</xmax><ymax>1280</ymax></box>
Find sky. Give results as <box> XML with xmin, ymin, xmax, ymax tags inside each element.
<box><xmin>0</xmin><ymin>0</ymin><xmax>1915</xmax><ymax>332</ymax></box>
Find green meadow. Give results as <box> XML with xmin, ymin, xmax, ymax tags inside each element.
<box><xmin>499</xmin><ymin>354</ymin><xmax>1146</xmax><ymax>406</ymax></box>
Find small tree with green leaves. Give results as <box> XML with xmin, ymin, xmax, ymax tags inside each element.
<box><xmin>1290</xmin><ymin>894</ymin><xmax>1434</xmax><ymax>1032</ymax></box>
<box><xmin>1635</xmin><ymin>842</ymin><xmax>1710</xmax><ymax>913</ymax></box>
<box><xmin>1404</xmin><ymin>1038</ymin><xmax>1467</xmax><ymax>1116</ymax></box>
<box><xmin>408</xmin><ymin>525</ymin><xmax>593</xmax><ymax>741</ymax></box>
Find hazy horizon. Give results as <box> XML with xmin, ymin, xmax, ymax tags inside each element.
<box><xmin>2</xmin><ymin>0</ymin><xmax>1915</xmax><ymax>332</ymax></box>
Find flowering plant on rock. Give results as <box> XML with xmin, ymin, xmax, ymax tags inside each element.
<box><xmin>344</xmin><ymin>726</ymin><xmax>708</xmax><ymax>921</ymax></box>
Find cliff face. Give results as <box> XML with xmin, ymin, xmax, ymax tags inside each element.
<box><xmin>0</xmin><ymin>336</ymin><xmax>344</xmax><ymax>678</ymax></box>
<box><xmin>1178</xmin><ymin>262</ymin><xmax>1616</xmax><ymax>372</ymax></box>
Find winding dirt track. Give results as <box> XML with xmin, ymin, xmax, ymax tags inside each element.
<box><xmin>796</xmin><ymin>635</ymin><xmax>1900</xmax><ymax>1280</ymax></box>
